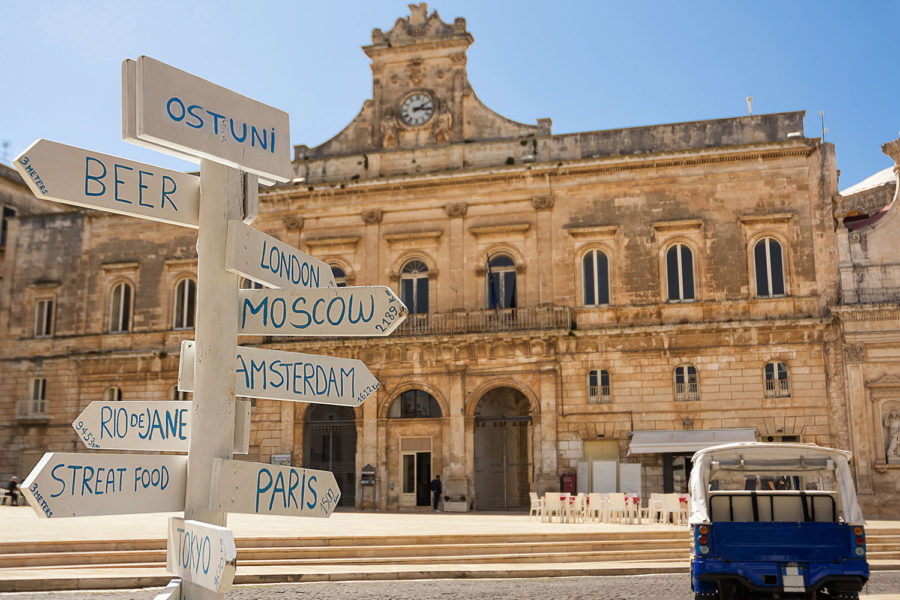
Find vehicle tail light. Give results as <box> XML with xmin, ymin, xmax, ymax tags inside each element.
<box><xmin>852</xmin><ymin>526</ymin><xmax>866</xmax><ymax>556</ymax></box>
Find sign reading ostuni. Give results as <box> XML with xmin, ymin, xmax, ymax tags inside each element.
<box><xmin>123</xmin><ymin>56</ymin><xmax>291</xmax><ymax>183</ymax></box>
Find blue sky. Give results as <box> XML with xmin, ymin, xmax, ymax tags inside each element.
<box><xmin>1</xmin><ymin>1</ymin><xmax>897</xmax><ymax>189</ymax></box>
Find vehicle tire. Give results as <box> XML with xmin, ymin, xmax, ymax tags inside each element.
<box><xmin>826</xmin><ymin>593</ymin><xmax>859</xmax><ymax>600</ymax></box>
<box><xmin>694</xmin><ymin>593</ymin><xmax>718</xmax><ymax>600</ymax></box>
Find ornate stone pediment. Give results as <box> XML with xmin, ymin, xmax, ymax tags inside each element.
<box><xmin>868</xmin><ymin>373</ymin><xmax>900</xmax><ymax>389</ymax></box>
<box><xmin>370</xmin><ymin>3</ymin><xmax>468</xmax><ymax>47</ymax></box>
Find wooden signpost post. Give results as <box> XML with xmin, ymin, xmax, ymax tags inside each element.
<box><xmin>16</xmin><ymin>54</ymin><xmax>406</xmax><ymax>599</ymax></box>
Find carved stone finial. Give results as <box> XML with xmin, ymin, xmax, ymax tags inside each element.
<box><xmin>283</xmin><ymin>216</ymin><xmax>303</xmax><ymax>231</ymax></box>
<box><xmin>531</xmin><ymin>195</ymin><xmax>554</xmax><ymax>210</ymax></box>
<box><xmin>444</xmin><ymin>203</ymin><xmax>467</xmax><ymax>218</ymax></box>
<box><xmin>882</xmin><ymin>137</ymin><xmax>900</xmax><ymax>173</ymax></box>
<box><xmin>408</xmin><ymin>3</ymin><xmax>428</xmax><ymax>26</ymax></box>
<box><xmin>362</xmin><ymin>209</ymin><xmax>383</xmax><ymax>224</ymax></box>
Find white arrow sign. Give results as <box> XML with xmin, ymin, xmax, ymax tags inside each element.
<box><xmin>22</xmin><ymin>452</ymin><xmax>186</xmax><ymax>518</ymax></box>
<box><xmin>178</xmin><ymin>341</ymin><xmax>379</xmax><ymax>407</ymax></box>
<box><xmin>238</xmin><ymin>285</ymin><xmax>407</xmax><ymax>337</ymax></box>
<box><xmin>167</xmin><ymin>517</ymin><xmax>236</xmax><ymax>594</ymax></box>
<box><xmin>211</xmin><ymin>458</ymin><xmax>341</xmax><ymax>518</ymax></box>
<box><xmin>226</xmin><ymin>220</ymin><xmax>335</xmax><ymax>289</ymax></box>
<box><xmin>72</xmin><ymin>400</ymin><xmax>251</xmax><ymax>454</ymax></box>
<box><xmin>13</xmin><ymin>139</ymin><xmax>199</xmax><ymax>228</ymax></box>
<box><xmin>124</xmin><ymin>55</ymin><xmax>291</xmax><ymax>183</ymax></box>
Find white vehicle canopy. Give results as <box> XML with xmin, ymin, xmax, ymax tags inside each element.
<box><xmin>689</xmin><ymin>442</ymin><xmax>864</xmax><ymax>525</ymax></box>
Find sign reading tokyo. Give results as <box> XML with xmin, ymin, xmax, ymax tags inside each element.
<box><xmin>72</xmin><ymin>401</ymin><xmax>252</xmax><ymax>454</ymax></box>
<box><xmin>211</xmin><ymin>458</ymin><xmax>340</xmax><ymax>518</ymax></box>
<box><xmin>225</xmin><ymin>220</ymin><xmax>335</xmax><ymax>289</ymax></box>
<box><xmin>178</xmin><ymin>341</ymin><xmax>379</xmax><ymax>407</ymax></box>
<box><xmin>167</xmin><ymin>517</ymin><xmax>236</xmax><ymax>593</ymax></box>
<box><xmin>239</xmin><ymin>285</ymin><xmax>407</xmax><ymax>336</ymax></box>
<box><xmin>22</xmin><ymin>452</ymin><xmax>186</xmax><ymax>518</ymax></box>
<box><xmin>13</xmin><ymin>140</ymin><xmax>199</xmax><ymax>228</ymax></box>
<box><xmin>125</xmin><ymin>56</ymin><xmax>291</xmax><ymax>183</ymax></box>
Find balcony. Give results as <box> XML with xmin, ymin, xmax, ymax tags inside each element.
<box><xmin>674</xmin><ymin>382</ymin><xmax>699</xmax><ymax>402</ymax></box>
<box><xmin>765</xmin><ymin>379</ymin><xmax>791</xmax><ymax>399</ymax></box>
<box><xmin>16</xmin><ymin>398</ymin><xmax>50</xmax><ymax>423</ymax></box>
<box><xmin>396</xmin><ymin>306</ymin><xmax>572</xmax><ymax>336</ymax></box>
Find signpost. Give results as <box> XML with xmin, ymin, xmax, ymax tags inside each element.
<box><xmin>21</xmin><ymin>452</ymin><xmax>187</xmax><ymax>518</ymax></box>
<box><xmin>225</xmin><ymin>219</ymin><xmax>335</xmax><ymax>289</ymax></box>
<box><xmin>178</xmin><ymin>341</ymin><xmax>379</xmax><ymax>407</ymax></box>
<box><xmin>211</xmin><ymin>458</ymin><xmax>341</xmax><ymax>518</ymax></box>
<box><xmin>167</xmin><ymin>517</ymin><xmax>236</xmax><ymax>594</ymax></box>
<box><xmin>238</xmin><ymin>285</ymin><xmax>407</xmax><ymax>336</ymax></box>
<box><xmin>124</xmin><ymin>56</ymin><xmax>292</xmax><ymax>183</ymax></box>
<box><xmin>72</xmin><ymin>401</ymin><xmax>251</xmax><ymax>454</ymax></box>
<box><xmin>18</xmin><ymin>54</ymin><xmax>406</xmax><ymax>600</ymax></box>
<box><xmin>13</xmin><ymin>139</ymin><xmax>200</xmax><ymax>228</ymax></box>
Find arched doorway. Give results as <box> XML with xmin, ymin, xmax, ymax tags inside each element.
<box><xmin>304</xmin><ymin>404</ymin><xmax>357</xmax><ymax>507</ymax></box>
<box><xmin>474</xmin><ymin>387</ymin><xmax>533</xmax><ymax>510</ymax></box>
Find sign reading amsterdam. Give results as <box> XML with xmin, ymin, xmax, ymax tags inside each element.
<box><xmin>225</xmin><ymin>220</ymin><xmax>335</xmax><ymax>289</ymax></box>
<box><xmin>178</xmin><ymin>341</ymin><xmax>379</xmax><ymax>407</ymax></box>
<box><xmin>238</xmin><ymin>285</ymin><xmax>407</xmax><ymax>336</ymax></box>
<box><xmin>13</xmin><ymin>139</ymin><xmax>199</xmax><ymax>228</ymax></box>
<box><xmin>22</xmin><ymin>452</ymin><xmax>187</xmax><ymax>518</ymax></box>
<box><xmin>167</xmin><ymin>517</ymin><xmax>236</xmax><ymax>593</ymax></box>
<box><xmin>125</xmin><ymin>56</ymin><xmax>292</xmax><ymax>182</ymax></box>
<box><xmin>72</xmin><ymin>401</ymin><xmax>251</xmax><ymax>454</ymax></box>
<box><xmin>211</xmin><ymin>458</ymin><xmax>340</xmax><ymax>518</ymax></box>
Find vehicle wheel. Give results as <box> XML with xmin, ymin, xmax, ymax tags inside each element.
<box><xmin>694</xmin><ymin>593</ymin><xmax>718</xmax><ymax>600</ymax></box>
<box><xmin>826</xmin><ymin>593</ymin><xmax>859</xmax><ymax>600</ymax></box>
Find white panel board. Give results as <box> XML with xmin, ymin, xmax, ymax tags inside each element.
<box><xmin>576</xmin><ymin>461</ymin><xmax>590</xmax><ymax>494</ymax></box>
<box><xmin>238</xmin><ymin>286</ymin><xmax>407</xmax><ymax>336</ymax></box>
<box><xmin>21</xmin><ymin>452</ymin><xmax>186</xmax><ymax>518</ymax></box>
<box><xmin>128</xmin><ymin>56</ymin><xmax>291</xmax><ymax>182</ymax></box>
<box><xmin>619</xmin><ymin>462</ymin><xmax>642</xmax><ymax>494</ymax></box>
<box><xmin>167</xmin><ymin>517</ymin><xmax>236</xmax><ymax>593</ymax></box>
<box><xmin>591</xmin><ymin>460</ymin><xmax>618</xmax><ymax>493</ymax></box>
<box><xmin>211</xmin><ymin>458</ymin><xmax>340</xmax><ymax>518</ymax></box>
<box><xmin>13</xmin><ymin>139</ymin><xmax>199</xmax><ymax>228</ymax></box>
<box><xmin>225</xmin><ymin>220</ymin><xmax>335</xmax><ymax>289</ymax></box>
<box><xmin>179</xmin><ymin>340</ymin><xmax>379</xmax><ymax>407</ymax></box>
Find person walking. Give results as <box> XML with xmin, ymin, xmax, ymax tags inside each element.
<box><xmin>429</xmin><ymin>474</ymin><xmax>442</xmax><ymax>511</ymax></box>
<box><xmin>6</xmin><ymin>476</ymin><xmax>20</xmax><ymax>506</ymax></box>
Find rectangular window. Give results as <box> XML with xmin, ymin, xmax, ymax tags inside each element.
<box><xmin>1</xmin><ymin>206</ymin><xmax>15</xmax><ymax>248</ymax></box>
<box><xmin>34</xmin><ymin>299</ymin><xmax>54</xmax><ymax>337</ymax></box>
<box><xmin>583</xmin><ymin>258</ymin><xmax>596</xmax><ymax>305</ymax></box>
<box><xmin>30</xmin><ymin>378</ymin><xmax>47</xmax><ymax>414</ymax></box>
<box><xmin>416</xmin><ymin>277</ymin><xmax>428</xmax><ymax>314</ymax></box>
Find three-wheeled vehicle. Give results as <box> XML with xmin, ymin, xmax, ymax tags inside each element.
<box><xmin>689</xmin><ymin>442</ymin><xmax>868</xmax><ymax>599</ymax></box>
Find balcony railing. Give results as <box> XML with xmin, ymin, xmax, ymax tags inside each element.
<box><xmin>16</xmin><ymin>398</ymin><xmax>50</xmax><ymax>422</ymax></box>
<box><xmin>765</xmin><ymin>379</ymin><xmax>791</xmax><ymax>398</ymax></box>
<box><xmin>674</xmin><ymin>382</ymin><xmax>699</xmax><ymax>402</ymax></box>
<box><xmin>396</xmin><ymin>306</ymin><xmax>572</xmax><ymax>336</ymax></box>
<box><xmin>588</xmin><ymin>385</ymin><xmax>611</xmax><ymax>404</ymax></box>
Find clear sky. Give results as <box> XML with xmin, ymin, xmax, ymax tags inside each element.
<box><xmin>1</xmin><ymin>1</ymin><xmax>897</xmax><ymax>190</ymax></box>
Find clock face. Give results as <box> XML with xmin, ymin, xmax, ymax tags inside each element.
<box><xmin>400</xmin><ymin>93</ymin><xmax>435</xmax><ymax>126</ymax></box>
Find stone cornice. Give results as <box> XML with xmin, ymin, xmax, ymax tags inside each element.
<box><xmin>832</xmin><ymin>304</ymin><xmax>900</xmax><ymax>321</ymax></box>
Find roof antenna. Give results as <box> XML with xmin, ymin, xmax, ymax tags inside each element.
<box><xmin>746</xmin><ymin>96</ymin><xmax>753</xmax><ymax>115</ymax></box>
<box><xmin>819</xmin><ymin>111</ymin><xmax>828</xmax><ymax>142</ymax></box>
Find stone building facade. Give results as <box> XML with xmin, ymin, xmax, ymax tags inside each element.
<box><xmin>1</xmin><ymin>4</ymin><xmax>896</xmax><ymax>516</ymax></box>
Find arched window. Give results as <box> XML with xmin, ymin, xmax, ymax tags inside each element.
<box><xmin>754</xmin><ymin>238</ymin><xmax>785</xmax><ymax>297</ymax></box>
<box><xmin>674</xmin><ymin>365</ymin><xmax>698</xmax><ymax>401</ymax></box>
<box><xmin>109</xmin><ymin>282</ymin><xmax>132</xmax><ymax>332</ymax></box>
<box><xmin>400</xmin><ymin>260</ymin><xmax>429</xmax><ymax>314</ymax></box>
<box><xmin>173</xmin><ymin>278</ymin><xmax>196</xmax><ymax>329</ymax></box>
<box><xmin>588</xmin><ymin>369</ymin><xmax>611</xmax><ymax>404</ymax></box>
<box><xmin>240</xmin><ymin>277</ymin><xmax>264</xmax><ymax>289</ymax></box>
<box><xmin>487</xmin><ymin>254</ymin><xmax>517</xmax><ymax>309</ymax></box>
<box><xmin>764</xmin><ymin>362</ymin><xmax>791</xmax><ymax>398</ymax></box>
<box><xmin>388</xmin><ymin>390</ymin><xmax>442</xmax><ymax>418</ymax></box>
<box><xmin>104</xmin><ymin>386</ymin><xmax>122</xmax><ymax>402</ymax></box>
<box><xmin>330</xmin><ymin>265</ymin><xmax>347</xmax><ymax>288</ymax></box>
<box><xmin>582</xmin><ymin>249</ymin><xmax>610</xmax><ymax>306</ymax></box>
<box><xmin>666</xmin><ymin>244</ymin><xmax>695</xmax><ymax>302</ymax></box>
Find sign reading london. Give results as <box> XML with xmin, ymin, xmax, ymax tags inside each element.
<box><xmin>225</xmin><ymin>220</ymin><xmax>335</xmax><ymax>289</ymax></box>
<box><xmin>22</xmin><ymin>452</ymin><xmax>187</xmax><ymax>518</ymax></box>
<box><xmin>13</xmin><ymin>139</ymin><xmax>199</xmax><ymax>228</ymax></box>
<box><xmin>179</xmin><ymin>341</ymin><xmax>379</xmax><ymax>407</ymax></box>
<box><xmin>239</xmin><ymin>286</ymin><xmax>407</xmax><ymax>336</ymax></box>
<box><xmin>125</xmin><ymin>56</ymin><xmax>292</xmax><ymax>183</ymax></box>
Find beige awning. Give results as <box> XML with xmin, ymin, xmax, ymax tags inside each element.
<box><xmin>628</xmin><ymin>428</ymin><xmax>757</xmax><ymax>455</ymax></box>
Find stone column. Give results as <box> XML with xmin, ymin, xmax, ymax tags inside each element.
<box><xmin>444</xmin><ymin>203</ymin><xmax>467</xmax><ymax>309</ymax></box>
<box><xmin>532</xmin><ymin>195</ymin><xmax>554</xmax><ymax>305</ymax></box>
<box><xmin>535</xmin><ymin>364</ymin><xmax>559</xmax><ymax>494</ymax></box>
<box><xmin>359</xmin><ymin>384</ymin><xmax>379</xmax><ymax>509</ymax></box>
<box><xmin>445</xmin><ymin>364</ymin><xmax>468</xmax><ymax>499</ymax></box>
<box><xmin>361</xmin><ymin>209</ymin><xmax>382</xmax><ymax>285</ymax></box>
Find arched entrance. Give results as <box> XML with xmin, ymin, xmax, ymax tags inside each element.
<box><xmin>474</xmin><ymin>387</ymin><xmax>533</xmax><ymax>510</ymax></box>
<box><xmin>304</xmin><ymin>404</ymin><xmax>357</xmax><ymax>507</ymax></box>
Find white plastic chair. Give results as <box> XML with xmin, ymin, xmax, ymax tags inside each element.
<box><xmin>543</xmin><ymin>493</ymin><xmax>564</xmax><ymax>522</ymax></box>
<box><xmin>662</xmin><ymin>494</ymin><xmax>685</xmax><ymax>524</ymax></box>
<box><xmin>529</xmin><ymin>492</ymin><xmax>544</xmax><ymax>521</ymax></box>
<box><xmin>567</xmin><ymin>493</ymin><xmax>587</xmax><ymax>523</ymax></box>
<box><xmin>586</xmin><ymin>493</ymin><xmax>606</xmax><ymax>523</ymax></box>
<box><xmin>641</xmin><ymin>493</ymin><xmax>665</xmax><ymax>523</ymax></box>
<box><xmin>605</xmin><ymin>493</ymin><xmax>628</xmax><ymax>523</ymax></box>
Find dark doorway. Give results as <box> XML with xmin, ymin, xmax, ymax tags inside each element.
<box><xmin>402</xmin><ymin>451</ymin><xmax>432</xmax><ymax>507</ymax></box>
<box><xmin>304</xmin><ymin>404</ymin><xmax>357</xmax><ymax>507</ymax></box>
<box><xmin>474</xmin><ymin>387</ymin><xmax>533</xmax><ymax>510</ymax></box>
<box><xmin>663</xmin><ymin>453</ymin><xmax>694</xmax><ymax>494</ymax></box>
